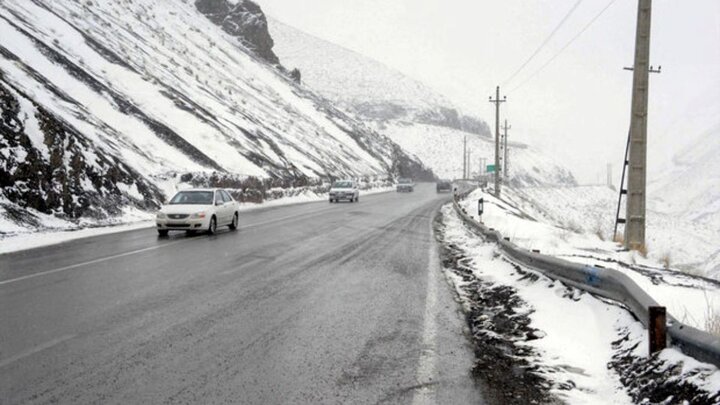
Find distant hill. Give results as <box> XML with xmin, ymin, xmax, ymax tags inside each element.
<box><xmin>268</xmin><ymin>18</ymin><xmax>491</xmax><ymax>137</ymax></box>
<box><xmin>269</xmin><ymin>18</ymin><xmax>576</xmax><ymax>187</ymax></box>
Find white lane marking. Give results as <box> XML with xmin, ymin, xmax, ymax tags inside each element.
<box><xmin>0</xmin><ymin>239</ymin><xmax>190</xmax><ymax>287</ymax></box>
<box><xmin>0</xmin><ymin>334</ymin><xmax>76</xmax><ymax>368</ymax></box>
<box><xmin>412</xmin><ymin>221</ymin><xmax>439</xmax><ymax>405</ymax></box>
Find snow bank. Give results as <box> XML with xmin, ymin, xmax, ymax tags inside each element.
<box><xmin>458</xmin><ymin>186</ymin><xmax>720</xmax><ymax>335</ymax></box>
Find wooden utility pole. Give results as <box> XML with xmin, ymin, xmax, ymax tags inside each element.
<box><xmin>503</xmin><ymin>120</ymin><xmax>511</xmax><ymax>180</ymax></box>
<box><xmin>489</xmin><ymin>86</ymin><xmax>506</xmax><ymax>197</ymax></box>
<box><xmin>624</xmin><ymin>0</ymin><xmax>653</xmax><ymax>251</ymax></box>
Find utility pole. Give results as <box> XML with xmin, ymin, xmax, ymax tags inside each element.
<box><xmin>624</xmin><ymin>0</ymin><xmax>654</xmax><ymax>251</ymax></box>
<box><xmin>489</xmin><ymin>86</ymin><xmax>506</xmax><ymax>197</ymax></box>
<box><xmin>503</xmin><ymin>120</ymin><xmax>511</xmax><ymax>180</ymax></box>
<box><xmin>467</xmin><ymin>149</ymin><xmax>472</xmax><ymax>178</ymax></box>
<box><xmin>462</xmin><ymin>135</ymin><xmax>467</xmax><ymax>179</ymax></box>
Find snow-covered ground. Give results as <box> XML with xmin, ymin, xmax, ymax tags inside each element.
<box><xmin>439</xmin><ymin>203</ymin><xmax>720</xmax><ymax>404</ymax></box>
<box><xmin>457</xmin><ymin>186</ymin><xmax>720</xmax><ymax>334</ymax></box>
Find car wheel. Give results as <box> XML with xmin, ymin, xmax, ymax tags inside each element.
<box><xmin>329</xmin><ymin>198</ymin><xmax>334</xmax><ymax>203</ymax></box>
<box><xmin>208</xmin><ymin>216</ymin><xmax>217</xmax><ymax>235</ymax></box>
<box><xmin>229</xmin><ymin>213</ymin><xmax>238</xmax><ymax>230</ymax></box>
<box><xmin>158</xmin><ymin>229</ymin><xmax>169</xmax><ymax>237</ymax></box>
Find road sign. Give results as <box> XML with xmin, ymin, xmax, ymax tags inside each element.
<box><xmin>486</xmin><ymin>164</ymin><xmax>496</xmax><ymax>173</ymax></box>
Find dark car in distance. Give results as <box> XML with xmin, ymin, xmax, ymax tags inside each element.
<box><xmin>436</xmin><ymin>180</ymin><xmax>452</xmax><ymax>193</ymax></box>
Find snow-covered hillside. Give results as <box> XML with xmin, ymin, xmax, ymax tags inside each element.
<box><xmin>380</xmin><ymin>123</ymin><xmax>576</xmax><ymax>186</ymax></box>
<box><xmin>648</xmin><ymin>124</ymin><xmax>720</xmax><ymax>277</ymax></box>
<box><xmin>268</xmin><ymin>18</ymin><xmax>490</xmax><ymax>136</ymax></box>
<box><xmin>501</xmin><ymin>184</ymin><xmax>720</xmax><ymax>279</ymax></box>
<box><xmin>268</xmin><ymin>18</ymin><xmax>576</xmax><ymax>187</ymax></box>
<box><xmin>0</xmin><ymin>0</ymin><xmax>432</xmax><ymax>233</ymax></box>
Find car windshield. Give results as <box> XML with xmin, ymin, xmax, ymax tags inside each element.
<box><xmin>332</xmin><ymin>181</ymin><xmax>353</xmax><ymax>188</ymax></box>
<box><xmin>399</xmin><ymin>178</ymin><xmax>412</xmax><ymax>184</ymax></box>
<box><xmin>169</xmin><ymin>191</ymin><xmax>214</xmax><ymax>205</ymax></box>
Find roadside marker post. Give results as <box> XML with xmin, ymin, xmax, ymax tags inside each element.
<box><xmin>478</xmin><ymin>198</ymin><xmax>484</xmax><ymax>222</ymax></box>
<box><xmin>649</xmin><ymin>306</ymin><xmax>667</xmax><ymax>355</ymax></box>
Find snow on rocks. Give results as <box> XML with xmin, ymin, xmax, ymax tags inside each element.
<box><xmin>437</xmin><ymin>204</ymin><xmax>633</xmax><ymax>404</ymax></box>
<box><xmin>0</xmin><ymin>0</ymin><xmax>431</xmax><ymax>237</ymax></box>
<box><xmin>438</xmin><ymin>202</ymin><xmax>720</xmax><ymax>404</ymax></box>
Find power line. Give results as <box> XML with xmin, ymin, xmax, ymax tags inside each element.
<box><xmin>509</xmin><ymin>0</ymin><xmax>618</xmax><ymax>94</ymax></box>
<box><xmin>502</xmin><ymin>0</ymin><xmax>584</xmax><ymax>87</ymax></box>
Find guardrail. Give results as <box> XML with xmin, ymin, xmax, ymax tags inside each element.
<box><xmin>451</xmin><ymin>193</ymin><xmax>720</xmax><ymax>368</ymax></box>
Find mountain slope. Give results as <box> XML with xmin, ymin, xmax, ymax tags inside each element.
<box><xmin>268</xmin><ymin>18</ymin><xmax>490</xmax><ymax>137</ymax></box>
<box><xmin>268</xmin><ymin>18</ymin><xmax>574</xmax><ymax>187</ymax></box>
<box><xmin>648</xmin><ymin>122</ymin><xmax>720</xmax><ymax>277</ymax></box>
<box><xmin>0</xmin><ymin>0</ymin><xmax>431</xmax><ymax>231</ymax></box>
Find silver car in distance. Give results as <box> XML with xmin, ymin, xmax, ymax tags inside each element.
<box><xmin>156</xmin><ymin>188</ymin><xmax>239</xmax><ymax>236</ymax></box>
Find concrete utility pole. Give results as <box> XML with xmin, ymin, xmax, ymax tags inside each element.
<box><xmin>462</xmin><ymin>135</ymin><xmax>467</xmax><ymax>179</ymax></box>
<box><xmin>467</xmin><ymin>150</ymin><xmax>472</xmax><ymax>178</ymax></box>
<box><xmin>503</xmin><ymin>120</ymin><xmax>511</xmax><ymax>180</ymax></box>
<box><xmin>489</xmin><ymin>86</ymin><xmax>506</xmax><ymax>197</ymax></box>
<box><xmin>624</xmin><ymin>0</ymin><xmax>653</xmax><ymax>251</ymax></box>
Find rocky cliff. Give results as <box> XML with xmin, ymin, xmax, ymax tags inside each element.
<box><xmin>195</xmin><ymin>0</ymin><xmax>280</xmax><ymax>65</ymax></box>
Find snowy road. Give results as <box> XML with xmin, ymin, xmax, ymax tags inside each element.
<box><xmin>0</xmin><ymin>184</ymin><xmax>484</xmax><ymax>404</ymax></box>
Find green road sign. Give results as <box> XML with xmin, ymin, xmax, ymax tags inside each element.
<box><xmin>486</xmin><ymin>164</ymin><xmax>496</xmax><ymax>173</ymax></box>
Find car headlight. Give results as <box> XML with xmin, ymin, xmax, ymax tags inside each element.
<box><xmin>156</xmin><ymin>212</ymin><xmax>167</xmax><ymax>219</ymax></box>
<box><xmin>191</xmin><ymin>212</ymin><xmax>206</xmax><ymax>219</ymax></box>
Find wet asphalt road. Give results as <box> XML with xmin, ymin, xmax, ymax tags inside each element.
<box><xmin>0</xmin><ymin>184</ymin><xmax>484</xmax><ymax>404</ymax></box>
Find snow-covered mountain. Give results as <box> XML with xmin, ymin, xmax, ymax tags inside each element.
<box><xmin>268</xmin><ymin>18</ymin><xmax>575</xmax><ymax>186</ymax></box>
<box><xmin>648</xmin><ymin>123</ymin><xmax>720</xmax><ymax>277</ymax></box>
<box><xmin>0</xmin><ymin>0</ymin><xmax>432</xmax><ymax>232</ymax></box>
<box><xmin>268</xmin><ymin>18</ymin><xmax>491</xmax><ymax>137</ymax></box>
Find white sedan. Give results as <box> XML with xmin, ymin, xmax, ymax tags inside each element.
<box><xmin>156</xmin><ymin>188</ymin><xmax>239</xmax><ymax>236</ymax></box>
<box><xmin>329</xmin><ymin>180</ymin><xmax>359</xmax><ymax>203</ymax></box>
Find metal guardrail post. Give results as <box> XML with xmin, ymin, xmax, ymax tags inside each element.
<box><xmin>649</xmin><ymin>306</ymin><xmax>667</xmax><ymax>354</ymax></box>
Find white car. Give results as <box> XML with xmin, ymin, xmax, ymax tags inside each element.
<box><xmin>329</xmin><ymin>180</ymin><xmax>359</xmax><ymax>203</ymax></box>
<box><xmin>156</xmin><ymin>188</ymin><xmax>239</xmax><ymax>236</ymax></box>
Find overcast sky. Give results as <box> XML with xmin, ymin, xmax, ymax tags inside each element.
<box><xmin>257</xmin><ymin>0</ymin><xmax>720</xmax><ymax>183</ymax></box>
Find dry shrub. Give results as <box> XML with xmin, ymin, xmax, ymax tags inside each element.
<box><xmin>562</xmin><ymin>220</ymin><xmax>583</xmax><ymax>234</ymax></box>
<box><xmin>704</xmin><ymin>292</ymin><xmax>720</xmax><ymax>337</ymax></box>
<box><xmin>636</xmin><ymin>244</ymin><xmax>648</xmax><ymax>258</ymax></box>
<box><xmin>613</xmin><ymin>233</ymin><xmax>624</xmax><ymax>245</ymax></box>
<box><xmin>660</xmin><ymin>252</ymin><xmax>672</xmax><ymax>269</ymax></box>
<box><xmin>594</xmin><ymin>221</ymin><xmax>606</xmax><ymax>241</ymax></box>
<box><xmin>706</xmin><ymin>307</ymin><xmax>720</xmax><ymax>337</ymax></box>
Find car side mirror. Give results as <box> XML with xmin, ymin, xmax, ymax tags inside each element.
<box><xmin>215</xmin><ymin>201</ymin><xmax>222</xmax><ymax>206</ymax></box>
